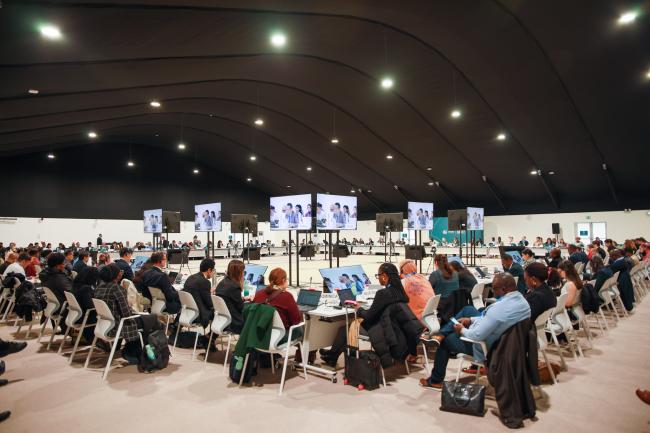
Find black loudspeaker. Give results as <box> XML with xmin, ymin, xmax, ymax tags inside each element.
<box><xmin>447</xmin><ymin>209</ymin><xmax>467</xmax><ymax>231</ymax></box>
<box><xmin>376</xmin><ymin>213</ymin><xmax>404</xmax><ymax>232</ymax></box>
<box><xmin>552</xmin><ymin>223</ymin><xmax>560</xmax><ymax>234</ymax></box>
<box><xmin>162</xmin><ymin>211</ymin><xmax>181</xmax><ymax>233</ymax></box>
<box><xmin>405</xmin><ymin>245</ymin><xmax>425</xmax><ymax>260</ymax></box>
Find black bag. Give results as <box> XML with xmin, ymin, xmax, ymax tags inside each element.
<box><xmin>168</xmin><ymin>331</ymin><xmax>209</xmax><ymax>349</ymax></box>
<box><xmin>580</xmin><ymin>282</ymin><xmax>600</xmax><ymax>314</ymax></box>
<box><xmin>343</xmin><ymin>347</ymin><xmax>382</xmax><ymax>390</ymax></box>
<box><xmin>138</xmin><ymin>330</ymin><xmax>171</xmax><ymax>373</ymax></box>
<box><xmin>440</xmin><ymin>381</ymin><xmax>486</xmax><ymax>417</ymax></box>
<box><xmin>229</xmin><ymin>352</ymin><xmax>258</xmax><ymax>384</ymax></box>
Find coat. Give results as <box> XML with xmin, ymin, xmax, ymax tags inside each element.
<box><xmin>214</xmin><ymin>276</ymin><xmax>244</xmax><ymax>333</ymax></box>
<box><xmin>609</xmin><ymin>259</ymin><xmax>635</xmax><ymax>311</ymax></box>
<box><xmin>365</xmin><ymin>302</ymin><xmax>424</xmax><ymax>368</ymax></box>
<box><xmin>39</xmin><ymin>267</ymin><xmax>72</xmax><ymax>305</ymax></box>
<box><xmin>94</xmin><ymin>281</ymin><xmax>140</xmax><ymax>342</ymax></box>
<box><xmin>233</xmin><ymin>303</ymin><xmax>275</xmax><ymax>358</ymax></box>
<box><xmin>487</xmin><ymin>319</ymin><xmax>539</xmax><ymax>428</ymax></box>
<box><xmin>436</xmin><ymin>288</ymin><xmax>472</xmax><ymax>324</ymax></box>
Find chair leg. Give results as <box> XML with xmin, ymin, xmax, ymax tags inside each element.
<box><xmin>421</xmin><ymin>342</ymin><xmax>430</xmax><ymax>371</ymax></box>
<box><xmin>404</xmin><ymin>359</ymin><xmax>410</xmax><ymax>375</ymax></box>
<box><xmin>16</xmin><ymin>320</ymin><xmax>23</xmax><ymax>336</ymax></box>
<box><xmin>164</xmin><ymin>315</ymin><xmax>171</xmax><ymax>335</ymax></box>
<box><xmin>239</xmin><ymin>353</ymin><xmax>250</xmax><ymax>387</ymax></box>
<box><xmin>542</xmin><ymin>349</ymin><xmax>557</xmax><ymax>384</ymax></box>
<box><xmin>300</xmin><ymin>343</ymin><xmax>307</xmax><ymax>380</ymax></box>
<box><xmin>223</xmin><ymin>334</ymin><xmax>232</xmax><ymax>374</ymax></box>
<box><xmin>204</xmin><ymin>331</ymin><xmax>214</xmax><ymax>364</ymax></box>
<box><xmin>270</xmin><ymin>354</ymin><xmax>275</xmax><ymax>374</ymax></box>
<box><xmin>84</xmin><ymin>336</ymin><xmax>98</xmax><ymax>369</ymax></box>
<box><xmin>58</xmin><ymin>326</ymin><xmax>72</xmax><ymax>354</ymax></box>
<box><xmin>192</xmin><ymin>329</ymin><xmax>200</xmax><ymax>360</ymax></box>
<box><xmin>37</xmin><ymin>317</ymin><xmax>48</xmax><ymax>343</ymax></box>
<box><xmin>102</xmin><ymin>339</ymin><xmax>118</xmax><ymax>381</ymax></box>
<box><xmin>455</xmin><ymin>358</ymin><xmax>464</xmax><ymax>382</ymax></box>
<box><xmin>278</xmin><ymin>349</ymin><xmax>290</xmax><ymax>396</ymax></box>
<box><xmin>26</xmin><ymin>320</ymin><xmax>34</xmax><ymax>339</ymax></box>
<box><xmin>599</xmin><ymin>309</ymin><xmax>610</xmax><ymax>331</ymax></box>
<box><xmin>380</xmin><ymin>365</ymin><xmax>387</xmax><ymax>388</ymax></box>
<box><xmin>47</xmin><ymin>318</ymin><xmax>60</xmax><ymax>351</ymax></box>
<box><xmin>550</xmin><ymin>332</ymin><xmax>567</xmax><ymax>370</ymax></box>
<box><xmin>172</xmin><ymin>322</ymin><xmax>182</xmax><ymax>354</ymax></box>
<box><xmin>69</xmin><ymin>328</ymin><xmax>84</xmax><ymax>364</ymax></box>
<box><xmin>570</xmin><ymin>328</ymin><xmax>583</xmax><ymax>357</ymax></box>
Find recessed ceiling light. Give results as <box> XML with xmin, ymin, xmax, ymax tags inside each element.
<box><xmin>350</xmin><ymin>189</ymin><xmax>355</xmax><ymax>193</ymax></box>
<box><xmin>306</xmin><ymin>166</ymin><xmax>312</xmax><ymax>171</ymax></box>
<box><xmin>380</xmin><ymin>77</ymin><xmax>394</xmax><ymax>89</ymax></box>
<box><xmin>246</xmin><ymin>177</ymin><xmax>252</xmax><ymax>182</ymax></box>
<box><xmin>428</xmin><ymin>181</ymin><xmax>434</xmax><ymax>186</ymax></box>
<box><xmin>331</xmin><ymin>137</ymin><xmax>339</xmax><ymax>144</ymax></box>
<box><xmin>530</xmin><ymin>169</ymin><xmax>538</xmax><ymax>175</ymax></box>
<box><xmin>367</xmin><ymin>190</ymin><xmax>372</xmax><ymax>193</ymax></box>
<box><xmin>548</xmin><ymin>171</ymin><xmax>555</xmax><ymax>175</ymax></box>
<box><xmin>249</xmin><ymin>155</ymin><xmax>257</xmax><ymax>161</ymax></box>
<box><xmin>270</xmin><ymin>32</ymin><xmax>287</xmax><ymax>47</ymax></box>
<box><xmin>618</xmin><ymin>11</ymin><xmax>638</xmax><ymax>25</ymax></box>
<box><xmin>127</xmin><ymin>161</ymin><xmax>135</xmax><ymax>167</ymax></box>
<box><xmin>451</xmin><ymin>109</ymin><xmax>462</xmax><ymax>118</ymax></box>
<box><xmin>177</xmin><ymin>143</ymin><xmax>186</xmax><ymax>150</ymax></box>
<box><xmin>496</xmin><ymin>133</ymin><xmax>506</xmax><ymax>141</ymax></box>
<box><xmin>254</xmin><ymin>118</ymin><xmax>264</xmax><ymax>126</ymax></box>
<box><xmin>87</xmin><ymin>131</ymin><xmax>98</xmax><ymax>139</ymax></box>
<box><xmin>150</xmin><ymin>100</ymin><xmax>161</xmax><ymax>108</ymax></box>
<box><xmin>193</xmin><ymin>168</ymin><xmax>199</xmax><ymax>174</ymax></box>
<box><xmin>28</xmin><ymin>89</ymin><xmax>39</xmax><ymax>95</ymax></box>
<box><xmin>286</xmin><ymin>185</ymin><xmax>292</xmax><ymax>188</ymax></box>
<box><xmin>47</xmin><ymin>153</ymin><xmax>55</xmax><ymax>160</ymax></box>
<box><xmin>386</xmin><ymin>154</ymin><xmax>393</xmax><ymax>160</ymax></box>
<box><xmin>645</xmin><ymin>69</ymin><xmax>650</xmax><ymax>79</ymax></box>
<box><xmin>39</xmin><ymin>24</ymin><xmax>62</xmax><ymax>40</ymax></box>
<box><xmin>426</xmin><ymin>167</ymin><xmax>432</xmax><ymax>171</ymax></box>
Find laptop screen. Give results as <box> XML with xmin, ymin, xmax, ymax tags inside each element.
<box><xmin>337</xmin><ymin>288</ymin><xmax>356</xmax><ymax>305</ymax></box>
<box><xmin>318</xmin><ymin>265</ymin><xmax>372</xmax><ymax>294</ymax></box>
<box><xmin>297</xmin><ymin>289</ymin><xmax>321</xmax><ymax>306</ymax></box>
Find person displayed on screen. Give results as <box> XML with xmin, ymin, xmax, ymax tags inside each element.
<box><xmin>270</xmin><ymin>205</ymin><xmax>279</xmax><ymax>229</ymax></box>
<box><xmin>417</xmin><ymin>208</ymin><xmax>426</xmax><ymax>228</ymax></box>
<box><xmin>247</xmin><ymin>273</ymin><xmax>254</xmax><ymax>283</ymax></box>
<box><xmin>210</xmin><ymin>210</ymin><xmax>218</xmax><ymax>225</ymax></box>
<box><xmin>305</xmin><ymin>204</ymin><xmax>312</xmax><ymax>218</ymax></box>
<box><xmin>295</xmin><ymin>204</ymin><xmax>304</xmax><ymax>226</ymax></box>
<box><xmin>332</xmin><ymin>202</ymin><xmax>345</xmax><ymax>228</ymax></box>
<box><xmin>316</xmin><ymin>202</ymin><xmax>326</xmax><ymax>228</ymax></box>
<box><xmin>285</xmin><ymin>203</ymin><xmax>298</xmax><ymax>228</ymax></box>
<box><xmin>362</xmin><ymin>273</ymin><xmax>371</xmax><ymax>286</ymax></box>
<box><xmin>424</xmin><ymin>210</ymin><xmax>431</xmax><ymax>228</ymax></box>
<box><xmin>194</xmin><ymin>212</ymin><xmax>201</xmax><ymax>230</ymax></box>
<box><xmin>352</xmin><ymin>206</ymin><xmax>357</xmax><ymax>219</ymax></box>
<box><xmin>202</xmin><ymin>209</ymin><xmax>212</xmax><ymax>230</ymax></box>
<box><xmin>338</xmin><ymin>274</ymin><xmax>354</xmax><ymax>293</ymax></box>
<box><xmin>408</xmin><ymin>209</ymin><xmax>415</xmax><ymax>229</ymax></box>
<box><xmin>351</xmin><ymin>274</ymin><xmax>365</xmax><ymax>295</ymax></box>
<box><xmin>343</xmin><ymin>205</ymin><xmax>351</xmax><ymax>226</ymax></box>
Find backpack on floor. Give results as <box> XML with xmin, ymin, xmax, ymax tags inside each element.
<box><xmin>138</xmin><ymin>330</ymin><xmax>171</xmax><ymax>373</ymax></box>
<box><xmin>343</xmin><ymin>347</ymin><xmax>382</xmax><ymax>391</ymax></box>
<box><xmin>229</xmin><ymin>352</ymin><xmax>258</xmax><ymax>384</ymax></box>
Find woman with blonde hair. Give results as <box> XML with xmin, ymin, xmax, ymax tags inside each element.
<box><xmin>399</xmin><ymin>259</ymin><xmax>434</xmax><ymax>320</ymax></box>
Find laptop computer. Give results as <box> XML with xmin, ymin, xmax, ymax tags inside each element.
<box><xmin>336</xmin><ymin>288</ymin><xmax>356</xmax><ymax>306</ymax></box>
<box><xmin>168</xmin><ymin>271</ymin><xmax>179</xmax><ymax>284</ymax></box>
<box><xmin>474</xmin><ymin>267</ymin><xmax>487</xmax><ymax>278</ymax></box>
<box><xmin>296</xmin><ymin>289</ymin><xmax>322</xmax><ymax>313</ymax></box>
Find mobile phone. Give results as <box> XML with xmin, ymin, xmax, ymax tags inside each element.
<box><xmin>450</xmin><ymin>317</ymin><xmax>460</xmax><ymax>325</ymax></box>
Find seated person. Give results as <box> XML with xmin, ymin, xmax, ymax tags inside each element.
<box><xmin>448</xmin><ymin>260</ymin><xmax>478</xmax><ymax>293</ymax></box>
<box><xmin>501</xmin><ymin>254</ymin><xmax>526</xmax><ymax>294</ymax></box>
<box><xmin>589</xmin><ymin>255</ymin><xmax>611</xmax><ymax>289</ymax></box>
<box><xmin>39</xmin><ymin>252</ymin><xmax>72</xmax><ymax>306</ymax></box>
<box><xmin>547</xmin><ymin>247</ymin><xmax>562</xmax><ymax>268</ymax></box>
<box><xmin>523</xmin><ymin>262</ymin><xmax>557</xmax><ymax>322</ymax></box>
<box><xmin>428</xmin><ymin>255</ymin><xmax>459</xmax><ymax>298</ymax></box>
<box><xmin>182</xmin><ymin>258</ymin><xmax>215</xmax><ymax>328</ymax></box>
<box><xmin>557</xmin><ymin>260</ymin><xmax>583</xmax><ymax>307</ymax></box>
<box><xmin>24</xmin><ymin>249</ymin><xmax>41</xmax><ymax>278</ymax></box>
<box><xmin>63</xmin><ymin>249</ymin><xmax>74</xmax><ymax>275</ymax></box>
<box><xmin>399</xmin><ymin>259</ymin><xmax>434</xmax><ymax>320</ymax></box>
<box><xmin>608</xmin><ymin>249</ymin><xmax>635</xmax><ymax>311</ymax></box>
<box><xmin>521</xmin><ymin>248</ymin><xmax>535</xmax><ymax>269</ymax></box>
<box><xmin>2</xmin><ymin>253</ymin><xmax>29</xmax><ymax>279</ymax></box>
<box><xmin>567</xmin><ymin>244</ymin><xmax>589</xmax><ymax>265</ymax></box>
<box><xmin>71</xmin><ymin>267</ymin><xmax>99</xmax><ymax>342</ymax></box>
<box><xmin>0</xmin><ymin>252</ymin><xmax>16</xmax><ymax>276</ymax></box>
<box><xmin>114</xmin><ymin>248</ymin><xmax>134</xmax><ymax>281</ymax></box>
<box><xmin>215</xmin><ymin>259</ymin><xmax>246</xmax><ymax>334</ymax></box>
<box><xmin>420</xmin><ymin>273</ymin><xmax>530</xmax><ymax>389</ymax></box>
<box><xmin>319</xmin><ymin>263</ymin><xmax>411</xmax><ymax>367</ymax></box>
<box><xmin>73</xmin><ymin>251</ymin><xmax>91</xmax><ymax>274</ymax></box>
<box><xmin>253</xmin><ymin>268</ymin><xmax>301</xmax><ymax>343</ymax></box>
<box><xmin>139</xmin><ymin>252</ymin><xmax>181</xmax><ymax>314</ymax></box>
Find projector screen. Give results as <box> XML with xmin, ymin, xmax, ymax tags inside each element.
<box><xmin>269</xmin><ymin>194</ymin><xmax>312</xmax><ymax>231</ymax></box>
<box><xmin>194</xmin><ymin>203</ymin><xmax>222</xmax><ymax>232</ymax></box>
<box><xmin>143</xmin><ymin>209</ymin><xmax>162</xmax><ymax>233</ymax></box>
<box><xmin>407</xmin><ymin>202</ymin><xmax>434</xmax><ymax>230</ymax></box>
<box><xmin>466</xmin><ymin>207</ymin><xmax>485</xmax><ymax>230</ymax></box>
<box><xmin>319</xmin><ymin>265</ymin><xmax>372</xmax><ymax>294</ymax></box>
<box><xmin>315</xmin><ymin>194</ymin><xmax>357</xmax><ymax>230</ymax></box>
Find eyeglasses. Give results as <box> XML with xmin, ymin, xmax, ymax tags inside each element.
<box><xmin>374</xmin><ymin>273</ymin><xmax>384</xmax><ymax>279</ymax></box>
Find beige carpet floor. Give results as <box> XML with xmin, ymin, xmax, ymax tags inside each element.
<box><xmin>1</xmin><ymin>263</ymin><xmax>649</xmax><ymax>432</ymax></box>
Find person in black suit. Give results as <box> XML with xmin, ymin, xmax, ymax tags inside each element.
<box><xmin>547</xmin><ymin>247</ymin><xmax>562</xmax><ymax>268</ymax></box>
<box><xmin>139</xmin><ymin>252</ymin><xmax>180</xmax><ymax>314</ymax></box>
<box><xmin>161</xmin><ymin>237</ymin><xmax>170</xmax><ymax>249</ymax></box>
<box><xmin>96</xmin><ymin>234</ymin><xmax>103</xmax><ymax>248</ymax></box>
<box><xmin>215</xmin><ymin>259</ymin><xmax>246</xmax><ymax>334</ymax></box>
<box><xmin>501</xmin><ymin>254</ymin><xmax>527</xmax><ymax>295</ymax></box>
<box><xmin>72</xmin><ymin>250</ymin><xmax>90</xmax><ymax>274</ymax></box>
<box><xmin>523</xmin><ymin>262</ymin><xmax>557</xmax><ymax>322</ymax></box>
<box><xmin>567</xmin><ymin>244</ymin><xmax>589</xmax><ymax>265</ymax></box>
<box><xmin>608</xmin><ymin>249</ymin><xmax>635</xmax><ymax>311</ymax></box>
<box><xmin>182</xmin><ymin>258</ymin><xmax>215</xmax><ymax>328</ymax></box>
<box><xmin>114</xmin><ymin>247</ymin><xmax>134</xmax><ymax>281</ymax></box>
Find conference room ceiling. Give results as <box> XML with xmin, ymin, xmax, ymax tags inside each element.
<box><xmin>1</xmin><ymin>0</ymin><xmax>648</xmax><ymax>216</ymax></box>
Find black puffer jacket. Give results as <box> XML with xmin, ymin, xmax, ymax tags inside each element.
<box><xmin>365</xmin><ymin>302</ymin><xmax>424</xmax><ymax>368</ymax></box>
<box><xmin>39</xmin><ymin>267</ymin><xmax>72</xmax><ymax>305</ymax></box>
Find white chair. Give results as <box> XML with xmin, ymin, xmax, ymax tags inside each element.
<box><xmin>574</xmin><ymin>262</ymin><xmax>585</xmax><ymax>275</ymax></box>
<box><xmin>204</xmin><ymin>295</ymin><xmax>236</xmax><ymax>372</ymax></box>
<box><xmin>535</xmin><ymin>308</ymin><xmax>557</xmax><ymax>384</ymax></box>
<box><xmin>37</xmin><ymin>287</ymin><xmax>68</xmax><ymax>351</ymax></box>
<box><xmin>546</xmin><ymin>293</ymin><xmax>581</xmax><ymax>370</ymax></box>
<box><xmin>456</xmin><ymin>336</ymin><xmax>489</xmax><ymax>383</ymax></box>
<box><xmin>84</xmin><ymin>298</ymin><xmax>143</xmax><ymax>381</ymax></box>
<box><xmin>238</xmin><ymin>310</ymin><xmax>306</xmax><ymax>396</ymax></box>
<box><xmin>598</xmin><ymin>272</ymin><xmax>622</xmax><ymax>322</ymax></box>
<box><xmin>470</xmin><ymin>283</ymin><xmax>486</xmax><ymax>310</ymax></box>
<box><xmin>0</xmin><ymin>276</ymin><xmax>21</xmax><ymax>322</ymax></box>
<box><xmin>419</xmin><ymin>295</ymin><xmax>441</xmax><ymax>370</ymax></box>
<box><xmin>569</xmin><ymin>303</ymin><xmax>594</xmax><ymax>350</ymax></box>
<box><xmin>172</xmin><ymin>291</ymin><xmax>203</xmax><ymax>359</ymax></box>
<box><xmin>148</xmin><ymin>286</ymin><xmax>175</xmax><ymax>333</ymax></box>
<box><xmin>58</xmin><ymin>291</ymin><xmax>96</xmax><ymax>364</ymax></box>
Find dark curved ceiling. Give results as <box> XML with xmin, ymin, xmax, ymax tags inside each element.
<box><xmin>1</xmin><ymin>0</ymin><xmax>648</xmax><ymax>216</ymax></box>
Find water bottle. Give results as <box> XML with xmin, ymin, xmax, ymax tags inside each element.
<box><xmin>145</xmin><ymin>344</ymin><xmax>156</xmax><ymax>360</ymax></box>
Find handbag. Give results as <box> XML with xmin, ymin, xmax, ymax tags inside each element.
<box><xmin>440</xmin><ymin>381</ymin><xmax>486</xmax><ymax>417</ymax></box>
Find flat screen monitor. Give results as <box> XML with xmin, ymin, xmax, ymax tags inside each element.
<box><xmin>505</xmin><ymin>250</ymin><xmax>524</xmax><ymax>266</ymax></box>
<box><xmin>315</xmin><ymin>194</ymin><xmax>357</xmax><ymax>230</ymax></box>
<box><xmin>143</xmin><ymin>209</ymin><xmax>162</xmax><ymax>233</ymax></box>
<box><xmin>447</xmin><ymin>209</ymin><xmax>467</xmax><ymax>231</ymax></box>
<box><xmin>231</xmin><ymin>214</ymin><xmax>258</xmax><ymax>234</ymax></box>
<box><xmin>407</xmin><ymin>202</ymin><xmax>434</xmax><ymax>230</ymax></box>
<box><xmin>130</xmin><ymin>256</ymin><xmax>149</xmax><ymax>272</ymax></box>
<box><xmin>162</xmin><ymin>211</ymin><xmax>181</xmax><ymax>234</ymax></box>
<box><xmin>194</xmin><ymin>203</ymin><xmax>222</xmax><ymax>232</ymax></box>
<box><xmin>318</xmin><ymin>265</ymin><xmax>372</xmax><ymax>294</ymax></box>
<box><xmin>376</xmin><ymin>213</ymin><xmax>403</xmax><ymax>232</ymax></box>
<box><xmin>244</xmin><ymin>264</ymin><xmax>268</xmax><ymax>290</ymax></box>
<box><xmin>269</xmin><ymin>194</ymin><xmax>312</xmax><ymax>231</ymax></box>
<box><xmin>466</xmin><ymin>207</ymin><xmax>485</xmax><ymax>230</ymax></box>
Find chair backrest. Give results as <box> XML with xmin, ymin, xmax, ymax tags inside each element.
<box><xmin>268</xmin><ymin>311</ymin><xmax>287</xmax><ymax>350</ymax></box>
<box><xmin>575</xmin><ymin>262</ymin><xmax>585</xmax><ymax>274</ymax></box>
<box><xmin>42</xmin><ymin>286</ymin><xmax>61</xmax><ymax>318</ymax></box>
<box><xmin>71</xmin><ymin>271</ymin><xmax>78</xmax><ymax>280</ymax></box>
<box><xmin>148</xmin><ymin>286</ymin><xmax>167</xmax><ymax>315</ymax></box>
<box><xmin>91</xmin><ymin>298</ymin><xmax>115</xmax><ymax>339</ymax></box>
<box><xmin>599</xmin><ymin>272</ymin><xmax>619</xmax><ymax>293</ymax></box>
<box><xmin>470</xmin><ymin>283</ymin><xmax>485</xmax><ymax>309</ymax></box>
<box><xmin>211</xmin><ymin>295</ymin><xmax>232</xmax><ymax>334</ymax></box>
<box><xmin>178</xmin><ymin>291</ymin><xmax>199</xmax><ymax>326</ymax></box>
<box><xmin>421</xmin><ymin>294</ymin><xmax>441</xmax><ymax>334</ymax></box>
<box><xmin>121</xmin><ymin>278</ymin><xmax>138</xmax><ymax>308</ymax></box>
<box><xmin>550</xmin><ymin>293</ymin><xmax>572</xmax><ymax>332</ymax></box>
<box><xmin>63</xmin><ymin>291</ymin><xmax>83</xmax><ymax>328</ymax></box>
<box><xmin>535</xmin><ymin>308</ymin><xmax>554</xmax><ymax>349</ymax></box>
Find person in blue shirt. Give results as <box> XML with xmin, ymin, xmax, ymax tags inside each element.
<box><xmin>420</xmin><ymin>273</ymin><xmax>531</xmax><ymax>389</ymax></box>
<box><xmin>567</xmin><ymin>244</ymin><xmax>589</xmax><ymax>265</ymax></box>
<box><xmin>351</xmin><ymin>274</ymin><xmax>365</xmax><ymax>294</ymax></box>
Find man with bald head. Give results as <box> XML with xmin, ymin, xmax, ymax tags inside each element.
<box><xmin>420</xmin><ymin>272</ymin><xmax>531</xmax><ymax>389</ymax></box>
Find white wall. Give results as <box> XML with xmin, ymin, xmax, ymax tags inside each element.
<box><xmin>483</xmin><ymin>210</ymin><xmax>650</xmax><ymax>243</ymax></box>
<box><xmin>1</xmin><ymin>210</ymin><xmax>647</xmax><ymax>247</ymax></box>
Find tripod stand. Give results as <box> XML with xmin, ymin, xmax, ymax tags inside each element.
<box><xmin>425</xmin><ymin>246</ymin><xmax>437</xmax><ymax>274</ymax></box>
